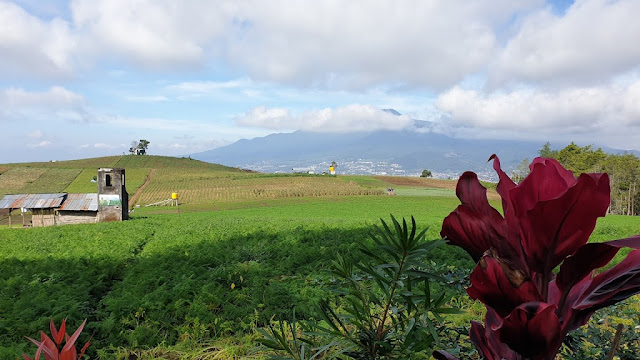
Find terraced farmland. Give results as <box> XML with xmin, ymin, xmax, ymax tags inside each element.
<box><xmin>0</xmin><ymin>168</ymin><xmax>48</xmax><ymax>196</ymax></box>
<box><xmin>134</xmin><ymin>169</ymin><xmax>384</xmax><ymax>207</ymax></box>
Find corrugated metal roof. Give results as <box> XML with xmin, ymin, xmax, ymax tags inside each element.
<box><xmin>58</xmin><ymin>193</ymin><xmax>98</xmax><ymax>211</ymax></box>
<box><xmin>0</xmin><ymin>193</ymin><xmax>66</xmax><ymax>209</ymax></box>
<box><xmin>0</xmin><ymin>195</ymin><xmax>24</xmax><ymax>209</ymax></box>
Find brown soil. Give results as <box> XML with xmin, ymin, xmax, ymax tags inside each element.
<box><xmin>374</xmin><ymin>175</ymin><xmax>501</xmax><ymax>200</ymax></box>
<box><xmin>129</xmin><ymin>168</ymin><xmax>157</xmax><ymax>207</ymax></box>
<box><xmin>374</xmin><ymin>176</ymin><xmax>458</xmax><ymax>189</ymax></box>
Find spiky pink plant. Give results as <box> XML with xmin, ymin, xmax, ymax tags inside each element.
<box><xmin>23</xmin><ymin>318</ymin><xmax>90</xmax><ymax>360</ymax></box>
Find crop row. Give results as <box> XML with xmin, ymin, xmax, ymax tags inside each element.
<box><xmin>0</xmin><ymin>168</ymin><xmax>47</xmax><ymax>196</ymax></box>
<box><xmin>134</xmin><ymin>169</ymin><xmax>384</xmax><ymax>205</ymax></box>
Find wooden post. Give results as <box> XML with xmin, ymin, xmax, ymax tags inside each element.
<box><xmin>606</xmin><ymin>323</ymin><xmax>624</xmax><ymax>360</ymax></box>
<box><xmin>22</xmin><ymin>209</ymin><xmax>25</xmax><ymax>227</ymax></box>
<box><xmin>8</xmin><ymin>208</ymin><xmax>11</xmax><ymax>228</ymax></box>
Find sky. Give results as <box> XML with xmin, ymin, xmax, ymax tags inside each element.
<box><xmin>1</xmin><ymin>0</ymin><xmax>639</xmax><ymax>163</ymax></box>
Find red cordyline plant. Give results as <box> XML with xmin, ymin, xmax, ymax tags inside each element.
<box><xmin>23</xmin><ymin>318</ymin><xmax>90</xmax><ymax>360</ymax></box>
<box><xmin>433</xmin><ymin>155</ymin><xmax>640</xmax><ymax>360</ymax></box>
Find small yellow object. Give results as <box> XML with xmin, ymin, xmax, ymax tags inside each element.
<box><xmin>329</xmin><ymin>166</ymin><xmax>334</xmax><ymax>172</ymax></box>
<box><xmin>171</xmin><ymin>192</ymin><xmax>178</xmax><ymax>199</ymax></box>
<box><xmin>231</xmin><ymin>283</ymin><xmax>235</xmax><ymax>289</ymax></box>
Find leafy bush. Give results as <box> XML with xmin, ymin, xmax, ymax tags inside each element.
<box><xmin>260</xmin><ymin>216</ymin><xmax>458</xmax><ymax>359</ymax></box>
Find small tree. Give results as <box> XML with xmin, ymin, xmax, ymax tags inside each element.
<box><xmin>137</xmin><ymin>140</ymin><xmax>150</xmax><ymax>154</ymax></box>
<box><xmin>129</xmin><ymin>140</ymin><xmax>150</xmax><ymax>155</ymax></box>
<box><xmin>420</xmin><ymin>169</ymin><xmax>432</xmax><ymax>178</ymax></box>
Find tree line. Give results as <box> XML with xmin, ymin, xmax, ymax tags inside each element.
<box><xmin>513</xmin><ymin>142</ymin><xmax>639</xmax><ymax>216</ymax></box>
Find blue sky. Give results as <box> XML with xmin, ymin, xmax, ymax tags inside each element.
<box><xmin>1</xmin><ymin>0</ymin><xmax>639</xmax><ymax>163</ymax></box>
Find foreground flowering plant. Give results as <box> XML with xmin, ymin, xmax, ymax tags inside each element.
<box><xmin>434</xmin><ymin>155</ymin><xmax>640</xmax><ymax>360</ymax></box>
<box><xmin>23</xmin><ymin>318</ymin><xmax>90</xmax><ymax>360</ymax></box>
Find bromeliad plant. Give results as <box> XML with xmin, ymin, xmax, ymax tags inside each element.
<box><xmin>434</xmin><ymin>155</ymin><xmax>640</xmax><ymax>360</ymax></box>
<box><xmin>23</xmin><ymin>318</ymin><xmax>91</xmax><ymax>360</ymax></box>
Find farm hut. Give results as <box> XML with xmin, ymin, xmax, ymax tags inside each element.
<box><xmin>56</xmin><ymin>193</ymin><xmax>98</xmax><ymax>225</ymax></box>
<box><xmin>0</xmin><ymin>193</ymin><xmax>66</xmax><ymax>227</ymax></box>
<box><xmin>0</xmin><ymin>168</ymin><xmax>128</xmax><ymax>228</ymax></box>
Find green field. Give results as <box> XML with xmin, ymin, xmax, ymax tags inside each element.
<box><xmin>1</xmin><ymin>156</ymin><xmax>639</xmax><ymax>359</ymax></box>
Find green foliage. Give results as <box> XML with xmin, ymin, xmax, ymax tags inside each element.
<box><xmin>509</xmin><ymin>158</ymin><xmax>529</xmax><ymax>184</ymax></box>
<box><xmin>260</xmin><ymin>216</ymin><xmax>458</xmax><ymax>359</ymax></box>
<box><xmin>420</xmin><ymin>170</ymin><xmax>432</xmax><ymax>178</ymax></box>
<box><xmin>0</xmin><ymin>188</ymin><xmax>638</xmax><ymax>358</ymax></box>
<box><xmin>18</xmin><ymin>168</ymin><xmax>83</xmax><ymax>194</ymax></box>
<box><xmin>561</xmin><ymin>297</ymin><xmax>640</xmax><ymax>360</ymax></box>
<box><xmin>538</xmin><ymin>142</ymin><xmax>640</xmax><ymax>215</ymax></box>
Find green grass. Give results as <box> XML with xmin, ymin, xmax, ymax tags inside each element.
<box><xmin>393</xmin><ymin>187</ymin><xmax>457</xmax><ymax>197</ymax></box>
<box><xmin>18</xmin><ymin>168</ymin><xmax>83</xmax><ymax>194</ymax></box>
<box><xmin>2</xmin><ymin>155</ymin><xmax>640</xmax><ymax>359</ymax></box>
<box><xmin>0</xmin><ymin>168</ymin><xmax>47</xmax><ymax>196</ymax></box>
<box><xmin>64</xmin><ymin>168</ymin><xmax>151</xmax><ymax>195</ymax></box>
<box><xmin>2</xmin><ymin>193</ymin><xmax>639</xmax><ymax>358</ymax></box>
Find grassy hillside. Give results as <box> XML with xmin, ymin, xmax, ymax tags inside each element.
<box><xmin>4</xmin><ymin>155</ymin><xmax>450</xmax><ymax>209</ymax></box>
<box><xmin>0</xmin><ymin>155</ymin><xmax>243</xmax><ymax>198</ymax></box>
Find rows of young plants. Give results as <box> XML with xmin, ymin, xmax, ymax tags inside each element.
<box><xmin>3</xmin><ymin>192</ymin><xmax>640</xmax><ymax>359</ymax></box>
<box><xmin>63</xmin><ymin>168</ymin><xmax>151</xmax><ymax>195</ymax></box>
<box><xmin>0</xmin><ymin>167</ymin><xmax>47</xmax><ymax>196</ymax></box>
<box><xmin>134</xmin><ymin>169</ymin><xmax>385</xmax><ymax>206</ymax></box>
<box><xmin>19</xmin><ymin>168</ymin><xmax>83</xmax><ymax>194</ymax></box>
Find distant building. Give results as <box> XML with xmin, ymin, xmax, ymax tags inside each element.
<box><xmin>291</xmin><ymin>167</ymin><xmax>315</xmax><ymax>174</ymax></box>
<box><xmin>0</xmin><ymin>168</ymin><xmax>128</xmax><ymax>228</ymax></box>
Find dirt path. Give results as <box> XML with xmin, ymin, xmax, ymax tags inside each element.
<box><xmin>129</xmin><ymin>168</ymin><xmax>157</xmax><ymax>207</ymax></box>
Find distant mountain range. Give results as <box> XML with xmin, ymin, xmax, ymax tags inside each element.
<box><xmin>191</xmin><ymin>111</ymin><xmax>639</xmax><ymax>180</ymax></box>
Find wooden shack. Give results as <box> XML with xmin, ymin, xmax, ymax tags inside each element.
<box><xmin>56</xmin><ymin>193</ymin><xmax>98</xmax><ymax>225</ymax></box>
<box><xmin>0</xmin><ymin>193</ymin><xmax>66</xmax><ymax>227</ymax></box>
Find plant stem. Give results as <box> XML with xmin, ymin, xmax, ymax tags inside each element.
<box><xmin>374</xmin><ymin>251</ymin><xmax>407</xmax><ymax>358</ymax></box>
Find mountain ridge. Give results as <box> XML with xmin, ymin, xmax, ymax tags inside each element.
<box><xmin>191</xmin><ymin>113</ymin><xmax>640</xmax><ymax>180</ymax></box>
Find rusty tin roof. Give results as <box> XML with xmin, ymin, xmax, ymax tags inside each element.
<box><xmin>58</xmin><ymin>193</ymin><xmax>98</xmax><ymax>211</ymax></box>
<box><xmin>0</xmin><ymin>193</ymin><xmax>67</xmax><ymax>209</ymax></box>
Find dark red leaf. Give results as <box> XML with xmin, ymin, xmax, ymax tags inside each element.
<box><xmin>512</xmin><ymin>172</ymin><xmax>609</xmax><ymax>275</ymax></box>
<box><xmin>575</xmin><ymin>249</ymin><xmax>640</xmax><ymax>311</ymax></box>
<box><xmin>556</xmin><ymin>235</ymin><xmax>640</xmax><ymax>292</ymax></box>
<box><xmin>469</xmin><ymin>309</ymin><xmax>521</xmax><ymax>360</ymax></box>
<box><xmin>489</xmin><ymin>154</ymin><xmax>516</xmax><ymax>215</ymax></box>
<box><xmin>467</xmin><ymin>254</ymin><xmax>542</xmax><ymax>317</ymax></box>
<box><xmin>498</xmin><ymin>302</ymin><xmax>561</xmax><ymax>359</ymax></box>
<box><xmin>441</xmin><ymin>171</ymin><xmax>521</xmax><ymax>262</ymax></box>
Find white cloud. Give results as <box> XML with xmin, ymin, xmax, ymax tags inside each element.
<box><xmin>436</xmin><ymin>79</ymin><xmax>640</xmax><ymax>136</ymax></box>
<box><xmin>222</xmin><ymin>0</ymin><xmax>540</xmax><ymax>90</ymax></box>
<box><xmin>93</xmin><ymin>143</ymin><xmax>116</xmax><ymax>149</ymax></box>
<box><xmin>0</xmin><ymin>86</ymin><xmax>90</xmax><ymax>122</ymax></box>
<box><xmin>62</xmin><ymin>0</ymin><xmax>538</xmax><ymax>89</ymax></box>
<box><xmin>0</xmin><ymin>1</ymin><xmax>76</xmax><ymax>78</ymax></box>
<box><xmin>125</xmin><ymin>95</ymin><xmax>168</xmax><ymax>102</ymax></box>
<box><xmin>236</xmin><ymin>107</ymin><xmax>292</xmax><ymax>129</ymax></box>
<box><xmin>28</xmin><ymin>140</ymin><xmax>52</xmax><ymax>148</ymax></box>
<box><xmin>236</xmin><ymin>104</ymin><xmax>412</xmax><ymax>133</ymax></box>
<box><xmin>70</xmin><ymin>0</ymin><xmax>230</xmax><ymax>68</ymax></box>
<box><xmin>491</xmin><ymin>0</ymin><xmax>640</xmax><ymax>86</ymax></box>
<box><xmin>166</xmin><ymin>79</ymin><xmax>251</xmax><ymax>93</ymax></box>
<box><xmin>27</xmin><ymin>129</ymin><xmax>43</xmax><ymax>138</ymax></box>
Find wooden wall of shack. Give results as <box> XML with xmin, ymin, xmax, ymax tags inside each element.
<box><xmin>56</xmin><ymin>211</ymin><xmax>98</xmax><ymax>225</ymax></box>
<box><xmin>31</xmin><ymin>209</ymin><xmax>56</xmax><ymax>227</ymax></box>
